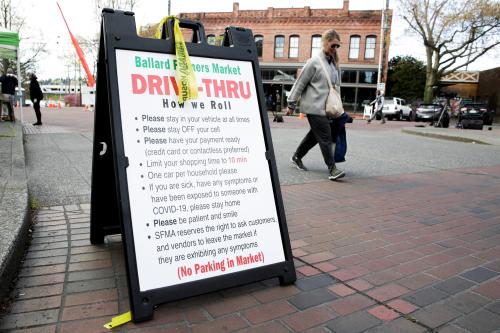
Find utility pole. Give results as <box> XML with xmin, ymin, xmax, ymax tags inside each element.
<box><xmin>377</xmin><ymin>0</ymin><xmax>389</xmax><ymax>93</ymax></box>
<box><xmin>168</xmin><ymin>0</ymin><xmax>171</xmax><ymax>16</ymax></box>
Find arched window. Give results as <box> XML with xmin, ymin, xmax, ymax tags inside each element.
<box><xmin>311</xmin><ymin>34</ymin><xmax>322</xmax><ymax>57</ymax></box>
<box><xmin>349</xmin><ymin>35</ymin><xmax>361</xmax><ymax>59</ymax></box>
<box><xmin>254</xmin><ymin>35</ymin><xmax>263</xmax><ymax>57</ymax></box>
<box><xmin>207</xmin><ymin>34</ymin><xmax>216</xmax><ymax>45</ymax></box>
<box><xmin>365</xmin><ymin>35</ymin><xmax>376</xmax><ymax>59</ymax></box>
<box><xmin>289</xmin><ymin>35</ymin><xmax>299</xmax><ymax>58</ymax></box>
<box><xmin>274</xmin><ymin>35</ymin><xmax>285</xmax><ymax>58</ymax></box>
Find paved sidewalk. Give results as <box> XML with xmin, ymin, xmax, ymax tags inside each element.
<box><xmin>0</xmin><ymin>121</ymin><xmax>29</xmax><ymax>300</ymax></box>
<box><xmin>1</xmin><ymin>165</ymin><xmax>499</xmax><ymax>332</ymax></box>
<box><xmin>402</xmin><ymin>125</ymin><xmax>500</xmax><ymax>146</ymax></box>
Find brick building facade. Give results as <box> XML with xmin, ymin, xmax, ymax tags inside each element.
<box><xmin>178</xmin><ymin>1</ymin><xmax>392</xmax><ymax>111</ymax></box>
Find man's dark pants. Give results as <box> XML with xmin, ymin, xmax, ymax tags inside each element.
<box><xmin>33</xmin><ymin>101</ymin><xmax>42</xmax><ymax>124</ymax></box>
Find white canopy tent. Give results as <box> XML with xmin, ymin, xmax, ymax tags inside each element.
<box><xmin>0</xmin><ymin>27</ymin><xmax>23</xmax><ymax>122</ymax></box>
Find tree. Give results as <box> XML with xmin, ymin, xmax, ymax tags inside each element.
<box><xmin>82</xmin><ymin>0</ymin><xmax>139</xmax><ymax>73</ymax></box>
<box><xmin>94</xmin><ymin>0</ymin><xmax>139</xmax><ymax>23</ymax></box>
<box><xmin>400</xmin><ymin>0</ymin><xmax>500</xmax><ymax>102</ymax></box>
<box><xmin>386</xmin><ymin>56</ymin><xmax>426</xmax><ymax>101</ymax></box>
<box><xmin>0</xmin><ymin>0</ymin><xmax>47</xmax><ymax>78</ymax></box>
<box><xmin>57</xmin><ymin>0</ymin><xmax>140</xmax><ymax>83</ymax></box>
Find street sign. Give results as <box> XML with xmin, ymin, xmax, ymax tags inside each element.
<box><xmin>90</xmin><ymin>10</ymin><xmax>296</xmax><ymax>322</ymax></box>
<box><xmin>377</xmin><ymin>82</ymin><xmax>385</xmax><ymax>92</ymax></box>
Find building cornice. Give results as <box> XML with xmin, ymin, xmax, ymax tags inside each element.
<box><xmin>180</xmin><ymin>16</ymin><xmax>386</xmax><ymax>27</ymax></box>
<box><xmin>259</xmin><ymin>62</ymin><xmax>380</xmax><ymax>70</ymax></box>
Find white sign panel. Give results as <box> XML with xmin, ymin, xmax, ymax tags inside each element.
<box><xmin>115</xmin><ymin>49</ymin><xmax>285</xmax><ymax>291</ymax></box>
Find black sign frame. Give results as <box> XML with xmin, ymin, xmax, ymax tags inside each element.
<box><xmin>90</xmin><ymin>9</ymin><xmax>296</xmax><ymax>322</ymax></box>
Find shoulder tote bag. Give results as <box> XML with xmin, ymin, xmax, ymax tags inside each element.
<box><xmin>318</xmin><ymin>57</ymin><xmax>344</xmax><ymax>119</ymax></box>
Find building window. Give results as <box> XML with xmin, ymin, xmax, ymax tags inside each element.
<box><xmin>260</xmin><ymin>69</ymin><xmax>297</xmax><ymax>81</ymax></box>
<box><xmin>349</xmin><ymin>35</ymin><xmax>361</xmax><ymax>59</ymax></box>
<box><xmin>274</xmin><ymin>35</ymin><xmax>285</xmax><ymax>58</ymax></box>
<box><xmin>365</xmin><ymin>36</ymin><xmax>376</xmax><ymax>59</ymax></box>
<box><xmin>359</xmin><ymin>70</ymin><xmax>378</xmax><ymax>84</ymax></box>
<box><xmin>341</xmin><ymin>70</ymin><xmax>357</xmax><ymax>83</ymax></box>
<box><xmin>207</xmin><ymin>34</ymin><xmax>216</xmax><ymax>45</ymax></box>
<box><xmin>341</xmin><ymin>87</ymin><xmax>356</xmax><ymax>110</ymax></box>
<box><xmin>289</xmin><ymin>35</ymin><xmax>299</xmax><ymax>58</ymax></box>
<box><xmin>254</xmin><ymin>35</ymin><xmax>263</xmax><ymax>57</ymax></box>
<box><xmin>311</xmin><ymin>35</ymin><xmax>322</xmax><ymax>57</ymax></box>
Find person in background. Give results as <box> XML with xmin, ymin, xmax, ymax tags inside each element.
<box><xmin>0</xmin><ymin>71</ymin><xmax>18</xmax><ymax>122</ymax></box>
<box><xmin>367</xmin><ymin>91</ymin><xmax>385</xmax><ymax>124</ymax></box>
<box><xmin>274</xmin><ymin>90</ymin><xmax>281</xmax><ymax>112</ymax></box>
<box><xmin>29</xmin><ymin>73</ymin><xmax>43</xmax><ymax>126</ymax></box>
<box><xmin>286</xmin><ymin>28</ymin><xmax>345</xmax><ymax>181</ymax></box>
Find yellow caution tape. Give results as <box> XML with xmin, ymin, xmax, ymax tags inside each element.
<box><xmin>103</xmin><ymin>311</ymin><xmax>132</xmax><ymax>330</ymax></box>
<box><xmin>154</xmin><ymin>16</ymin><xmax>171</xmax><ymax>39</ymax></box>
<box><xmin>156</xmin><ymin>16</ymin><xmax>198</xmax><ymax>104</ymax></box>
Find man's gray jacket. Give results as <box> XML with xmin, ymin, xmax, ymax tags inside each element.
<box><xmin>287</xmin><ymin>54</ymin><xmax>341</xmax><ymax>116</ymax></box>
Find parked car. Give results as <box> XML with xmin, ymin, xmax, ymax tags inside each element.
<box><xmin>433</xmin><ymin>106</ymin><xmax>450</xmax><ymax>128</ymax></box>
<box><xmin>459</xmin><ymin>103</ymin><xmax>495</xmax><ymax>126</ymax></box>
<box><xmin>415</xmin><ymin>103</ymin><xmax>450</xmax><ymax>127</ymax></box>
<box><xmin>380</xmin><ymin>97</ymin><xmax>412</xmax><ymax>120</ymax></box>
<box><xmin>416</xmin><ymin>103</ymin><xmax>442</xmax><ymax>121</ymax></box>
<box><xmin>459</xmin><ymin>105</ymin><xmax>484</xmax><ymax>130</ymax></box>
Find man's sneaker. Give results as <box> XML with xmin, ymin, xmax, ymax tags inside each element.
<box><xmin>291</xmin><ymin>155</ymin><xmax>307</xmax><ymax>171</ymax></box>
<box><xmin>329</xmin><ymin>166</ymin><xmax>345</xmax><ymax>180</ymax></box>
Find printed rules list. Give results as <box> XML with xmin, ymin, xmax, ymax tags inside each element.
<box><xmin>116</xmin><ymin>49</ymin><xmax>285</xmax><ymax>291</ymax></box>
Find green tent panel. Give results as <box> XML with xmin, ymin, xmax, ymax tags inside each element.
<box><xmin>0</xmin><ymin>28</ymin><xmax>19</xmax><ymax>60</ymax></box>
<box><xmin>0</xmin><ymin>26</ymin><xmax>23</xmax><ymax>121</ymax></box>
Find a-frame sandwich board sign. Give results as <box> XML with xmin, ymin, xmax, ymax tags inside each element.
<box><xmin>90</xmin><ymin>9</ymin><xmax>296</xmax><ymax>322</ymax></box>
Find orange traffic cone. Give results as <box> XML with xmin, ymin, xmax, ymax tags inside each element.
<box><xmin>299</xmin><ymin>113</ymin><xmax>305</xmax><ymax>120</ymax></box>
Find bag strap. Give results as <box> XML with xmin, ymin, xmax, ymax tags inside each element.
<box><xmin>317</xmin><ymin>55</ymin><xmax>334</xmax><ymax>90</ymax></box>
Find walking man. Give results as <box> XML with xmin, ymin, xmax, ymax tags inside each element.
<box><xmin>367</xmin><ymin>91</ymin><xmax>385</xmax><ymax>124</ymax></box>
<box><xmin>29</xmin><ymin>73</ymin><xmax>43</xmax><ymax>126</ymax></box>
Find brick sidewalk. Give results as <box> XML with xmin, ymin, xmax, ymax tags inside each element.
<box><xmin>1</xmin><ymin>166</ymin><xmax>500</xmax><ymax>332</ymax></box>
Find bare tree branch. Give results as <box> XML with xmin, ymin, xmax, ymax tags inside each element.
<box><xmin>443</xmin><ymin>42</ymin><xmax>500</xmax><ymax>74</ymax></box>
<box><xmin>399</xmin><ymin>0</ymin><xmax>500</xmax><ymax>102</ymax></box>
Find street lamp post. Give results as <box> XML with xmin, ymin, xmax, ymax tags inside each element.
<box><xmin>377</xmin><ymin>0</ymin><xmax>390</xmax><ymax>92</ymax></box>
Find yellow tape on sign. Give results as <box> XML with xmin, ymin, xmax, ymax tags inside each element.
<box><xmin>156</xmin><ymin>16</ymin><xmax>198</xmax><ymax>104</ymax></box>
<box><xmin>103</xmin><ymin>311</ymin><xmax>132</xmax><ymax>330</ymax></box>
<box><xmin>154</xmin><ymin>16</ymin><xmax>171</xmax><ymax>39</ymax></box>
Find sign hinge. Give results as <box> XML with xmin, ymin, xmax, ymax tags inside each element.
<box><xmin>121</xmin><ymin>156</ymin><xmax>129</xmax><ymax>168</ymax></box>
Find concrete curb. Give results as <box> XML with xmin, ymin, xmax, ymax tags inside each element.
<box><xmin>401</xmin><ymin>128</ymin><xmax>490</xmax><ymax>145</ymax></box>
<box><xmin>0</xmin><ymin>122</ymin><xmax>30</xmax><ymax>300</ymax></box>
